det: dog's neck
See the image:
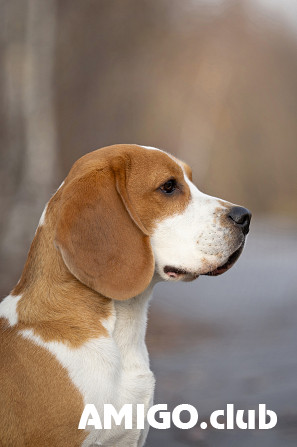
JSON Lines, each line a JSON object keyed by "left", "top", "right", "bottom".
{"left": 11, "top": 203, "right": 155, "bottom": 349}
{"left": 112, "top": 286, "right": 154, "bottom": 368}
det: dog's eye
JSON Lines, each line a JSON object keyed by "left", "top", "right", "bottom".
{"left": 159, "top": 179, "right": 177, "bottom": 194}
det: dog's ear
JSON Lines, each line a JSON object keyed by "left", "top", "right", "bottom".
{"left": 55, "top": 157, "right": 154, "bottom": 300}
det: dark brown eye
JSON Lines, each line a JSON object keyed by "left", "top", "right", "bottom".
{"left": 160, "top": 179, "right": 177, "bottom": 194}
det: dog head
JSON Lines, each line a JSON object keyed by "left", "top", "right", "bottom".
{"left": 54, "top": 144, "right": 251, "bottom": 299}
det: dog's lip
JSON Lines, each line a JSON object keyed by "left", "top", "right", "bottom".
{"left": 163, "top": 266, "right": 199, "bottom": 280}
{"left": 203, "top": 244, "right": 244, "bottom": 277}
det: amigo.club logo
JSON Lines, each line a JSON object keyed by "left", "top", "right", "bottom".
{"left": 78, "top": 403, "right": 277, "bottom": 430}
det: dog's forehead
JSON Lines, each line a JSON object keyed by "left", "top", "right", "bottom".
{"left": 127, "top": 145, "right": 186, "bottom": 180}
{"left": 127, "top": 145, "right": 193, "bottom": 183}
{"left": 67, "top": 144, "right": 188, "bottom": 184}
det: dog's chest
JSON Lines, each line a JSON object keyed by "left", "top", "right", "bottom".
{"left": 79, "top": 294, "right": 154, "bottom": 446}
{"left": 69, "top": 292, "right": 155, "bottom": 446}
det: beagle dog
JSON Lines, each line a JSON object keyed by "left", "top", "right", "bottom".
{"left": 0, "top": 144, "right": 251, "bottom": 447}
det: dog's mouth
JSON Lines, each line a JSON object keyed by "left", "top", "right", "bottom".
{"left": 164, "top": 244, "right": 244, "bottom": 280}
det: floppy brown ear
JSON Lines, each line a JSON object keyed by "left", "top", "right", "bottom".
{"left": 55, "top": 163, "right": 154, "bottom": 300}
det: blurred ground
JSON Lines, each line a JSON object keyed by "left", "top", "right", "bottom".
{"left": 146, "top": 216, "right": 297, "bottom": 446}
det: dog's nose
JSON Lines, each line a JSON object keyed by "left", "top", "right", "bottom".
{"left": 228, "top": 206, "right": 251, "bottom": 235}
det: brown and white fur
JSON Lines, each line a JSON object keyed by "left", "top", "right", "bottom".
{"left": 0, "top": 144, "right": 251, "bottom": 446}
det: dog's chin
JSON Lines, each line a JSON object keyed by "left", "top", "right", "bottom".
{"left": 163, "top": 244, "right": 244, "bottom": 281}
{"left": 202, "top": 244, "right": 244, "bottom": 276}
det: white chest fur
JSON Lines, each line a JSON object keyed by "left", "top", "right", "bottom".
{"left": 21, "top": 287, "right": 155, "bottom": 447}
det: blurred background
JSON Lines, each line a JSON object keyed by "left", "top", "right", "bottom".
{"left": 1, "top": 0, "right": 297, "bottom": 445}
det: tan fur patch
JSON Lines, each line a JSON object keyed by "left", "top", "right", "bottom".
{"left": 14, "top": 223, "right": 112, "bottom": 347}
{"left": 112, "top": 145, "right": 192, "bottom": 231}
{"left": 0, "top": 319, "right": 86, "bottom": 446}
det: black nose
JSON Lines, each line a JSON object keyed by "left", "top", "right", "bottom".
{"left": 228, "top": 206, "right": 251, "bottom": 235}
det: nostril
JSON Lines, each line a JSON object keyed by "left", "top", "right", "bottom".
{"left": 235, "top": 213, "right": 248, "bottom": 225}
{"left": 228, "top": 206, "right": 252, "bottom": 235}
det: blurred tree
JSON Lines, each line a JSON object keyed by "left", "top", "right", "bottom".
{"left": 0, "top": 0, "right": 59, "bottom": 293}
